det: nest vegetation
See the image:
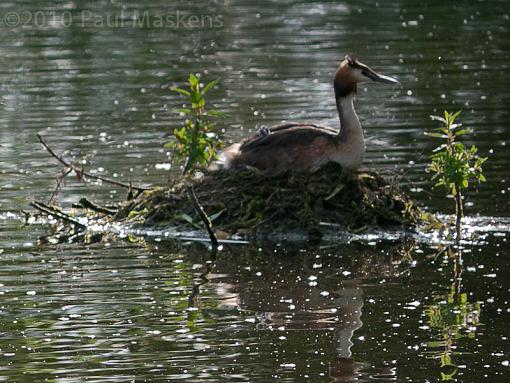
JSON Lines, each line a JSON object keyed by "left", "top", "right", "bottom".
{"left": 115, "top": 163, "right": 426, "bottom": 238}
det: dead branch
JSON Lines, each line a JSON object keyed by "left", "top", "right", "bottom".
{"left": 77, "top": 198, "right": 118, "bottom": 216}
{"left": 48, "top": 167, "right": 73, "bottom": 205}
{"left": 187, "top": 185, "right": 218, "bottom": 250}
{"left": 30, "top": 200, "right": 87, "bottom": 231}
{"left": 36, "top": 133, "right": 151, "bottom": 192}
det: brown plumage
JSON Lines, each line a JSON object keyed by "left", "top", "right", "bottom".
{"left": 217, "top": 55, "right": 400, "bottom": 175}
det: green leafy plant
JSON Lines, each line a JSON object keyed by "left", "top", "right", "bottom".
{"left": 165, "top": 73, "right": 224, "bottom": 175}
{"left": 426, "top": 111, "right": 487, "bottom": 239}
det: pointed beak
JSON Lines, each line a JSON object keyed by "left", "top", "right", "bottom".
{"left": 369, "top": 71, "right": 400, "bottom": 85}
{"left": 373, "top": 72, "right": 400, "bottom": 85}
{"left": 360, "top": 63, "right": 400, "bottom": 85}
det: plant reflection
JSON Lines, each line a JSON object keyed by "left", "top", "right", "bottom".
{"left": 424, "top": 246, "right": 481, "bottom": 381}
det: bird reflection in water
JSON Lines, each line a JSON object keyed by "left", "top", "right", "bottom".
{"left": 184, "top": 242, "right": 411, "bottom": 381}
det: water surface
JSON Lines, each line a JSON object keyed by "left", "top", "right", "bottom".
{"left": 0, "top": 0, "right": 509, "bottom": 381}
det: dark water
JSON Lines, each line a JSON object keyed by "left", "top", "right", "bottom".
{"left": 0, "top": 0, "right": 509, "bottom": 381}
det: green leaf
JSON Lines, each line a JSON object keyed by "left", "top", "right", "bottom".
{"left": 128, "top": 208, "right": 149, "bottom": 219}
{"left": 208, "top": 109, "right": 227, "bottom": 117}
{"left": 455, "top": 128, "right": 472, "bottom": 136}
{"left": 441, "top": 353, "right": 452, "bottom": 367}
{"left": 451, "top": 110, "right": 462, "bottom": 120}
{"left": 181, "top": 213, "right": 200, "bottom": 228}
{"left": 174, "top": 127, "right": 186, "bottom": 140}
{"left": 197, "top": 98, "right": 206, "bottom": 108}
{"left": 173, "top": 87, "right": 190, "bottom": 96}
{"left": 202, "top": 79, "right": 219, "bottom": 94}
{"left": 325, "top": 183, "right": 345, "bottom": 201}
{"left": 190, "top": 91, "right": 201, "bottom": 104}
{"left": 188, "top": 73, "right": 199, "bottom": 87}
{"left": 441, "top": 370, "right": 458, "bottom": 380}
{"left": 430, "top": 115, "right": 446, "bottom": 123}
{"left": 209, "top": 209, "right": 227, "bottom": 222}
{"left": 425, "top": 132, "right": 447, "bottom": 138}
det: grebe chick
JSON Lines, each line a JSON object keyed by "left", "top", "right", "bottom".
{"left": 217, "top": 55, "right": 400, "bottom": 174}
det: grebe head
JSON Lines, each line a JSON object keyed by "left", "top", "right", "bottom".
{"left": 334, "top": 55, "right": 400, "bottom": 97}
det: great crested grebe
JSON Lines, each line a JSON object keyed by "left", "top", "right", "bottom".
{"left": 216, "top": 55, "right": 400, "bottom": 174}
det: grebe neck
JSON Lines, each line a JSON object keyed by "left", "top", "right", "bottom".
{"left": 336, "top": 92, "right": 362, "bottom": 142}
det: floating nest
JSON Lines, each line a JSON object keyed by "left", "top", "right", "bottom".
{"left": 114, "top": 163, "right": 430, "bottom": 238}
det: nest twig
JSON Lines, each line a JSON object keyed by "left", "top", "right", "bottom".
{"left": 30, "top": 200, "right": 87, "bottom": 231}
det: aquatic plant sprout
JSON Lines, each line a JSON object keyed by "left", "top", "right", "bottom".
{"left": 426, "top": 110, "right": 487, "bottom": 239}
{"left": 165, "top": 73, "right": 224, "bottom": 175}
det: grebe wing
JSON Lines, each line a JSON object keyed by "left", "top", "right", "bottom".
{"left": 240, "top": 123, "right": 337, "bottom": 151}
{"left": 269, "top": 122, "right": 337, "bottom": 134}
